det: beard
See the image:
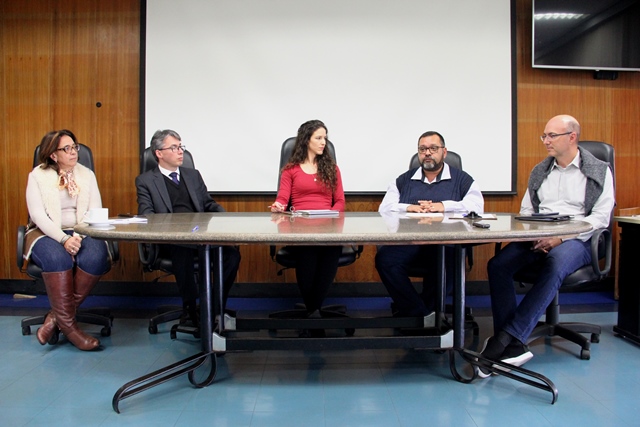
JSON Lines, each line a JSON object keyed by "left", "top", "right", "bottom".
{"left": 421, "top": 157, "right": 443, "bottom": 172}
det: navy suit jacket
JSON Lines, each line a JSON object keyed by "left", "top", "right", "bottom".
{"left": 135, "top": 167, "right": 224, "bottom": 215}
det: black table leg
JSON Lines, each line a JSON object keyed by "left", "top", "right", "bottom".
{"left": 446, "top": 245, "right": 559, "bottom": 404}
{"left": 112, "top": 245, "right": 219, "bottom": 413}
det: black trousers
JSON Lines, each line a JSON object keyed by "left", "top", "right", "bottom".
{"left": 291, "top": 246, "right": 342, "bottom": 313}
{"left": 167, "top": 244, "right": 241, "bottom": 307}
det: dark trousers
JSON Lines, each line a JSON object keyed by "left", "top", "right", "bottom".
{"left": 292, "top": 246, "right": 342, "bottom": 313}
{"left": 375, "top": 245, "right": 454, "bottom": 316}
{"left": 167, "top": 244, "right": 241, "bottom": 307}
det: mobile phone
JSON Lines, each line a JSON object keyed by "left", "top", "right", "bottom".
{"left": 117, "top": 213, "right": 135, "bottom": 218}
{"left": 473, "top": 222, "right": 490, "bottom": 229}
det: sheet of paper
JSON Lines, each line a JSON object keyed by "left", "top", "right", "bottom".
{"left": 296, "top": 210, "right": 340, "bottom": 216}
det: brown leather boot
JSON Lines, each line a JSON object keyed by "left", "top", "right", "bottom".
{"left": 42, "top": 270, "right": 100, "bottom": 351}
{"left": 73, "top": 267, "right": 101, "bottom": 308}
{"left": 35, "top": 311, "right": 58, "bottom": 345}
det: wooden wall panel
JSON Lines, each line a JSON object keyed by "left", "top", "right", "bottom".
{"left": 1, "top": 0, "right": 638, "bottom": 286}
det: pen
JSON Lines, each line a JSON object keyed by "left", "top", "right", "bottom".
{"left": 191, "top": 226, "right": 199, "bottom": 232}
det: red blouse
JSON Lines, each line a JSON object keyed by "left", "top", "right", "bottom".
{"left": 275, "top": 164, "right": 345, "bottom": 211}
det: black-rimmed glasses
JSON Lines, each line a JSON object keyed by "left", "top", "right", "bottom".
{"left": 157, "top": 145, "right": 186, "bottom": 153}
{"left": 56, "top": 144, "right": 80, "bottom": 154}
{"left": 540, "top": 132, "right": 572, "bottom": 142}
{"left": 418, "top": 145, "right": 444, "bottom": 154}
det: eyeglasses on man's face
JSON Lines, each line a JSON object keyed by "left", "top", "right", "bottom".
{"left": 540, "top": 132, "right": 572, "bottom": 142}
{"left": 418, "top": 145, "right": 444, "bottom": 154}
{"left": 56, "top": 144, "right": 80, "bottom": 154}
{"left": 158, "top": 145, "right": 186, "bottom": 153}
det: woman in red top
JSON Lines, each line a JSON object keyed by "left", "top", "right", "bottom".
{"left": 271, "top": 120, "right": 345, "bottom": 334}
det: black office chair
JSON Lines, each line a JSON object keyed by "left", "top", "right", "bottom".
{"left": 137, "top": 146, "right": 205, "bottom": 338}
{"left": 406, "top": 150, "right": 479, "bottom": 335}
{"left": 503, "top": 141, "right": 615, "bottom": 360}
{"left": 17, "top": 143, "right": 117, "bottom": 341}
{"left": 269, "top": 137, "right": 363, "bottom": 321}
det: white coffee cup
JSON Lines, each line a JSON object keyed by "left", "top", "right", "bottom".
{"left": 84, "top": 208, "right": 109, "bottom": 223}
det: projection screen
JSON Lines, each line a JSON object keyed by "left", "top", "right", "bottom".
{"left": 144, "top": 0, "right": 515, "bottom": 194}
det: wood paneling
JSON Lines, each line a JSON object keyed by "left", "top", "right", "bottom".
{"left": 1, "top": 0, "right": 638, "bottom": 286}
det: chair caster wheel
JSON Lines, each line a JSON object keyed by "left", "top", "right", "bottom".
{"left": 591, "top": 333, "right": 600, "bottom": 343}
{"left": 580, "top": 349, "right": 590, "bottom": 360}
{"left": 22, "top": 326, "right": 31, "bottom": 336}
{"left": 149, "top": 324, "right": 158, "bottom": 334}
{"left": 101, "top": 327, "right": 111, "bottom": 337}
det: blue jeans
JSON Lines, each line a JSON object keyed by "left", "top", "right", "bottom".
{"left": 487, "top": 239, "right": 591, "bottom": 343}
{"left": 31, "top": 231, "right": 110, "bottom": 276}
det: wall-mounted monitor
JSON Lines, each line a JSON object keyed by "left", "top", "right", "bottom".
{"left": 532, "top": 0, "right": 640, "bottom": 72}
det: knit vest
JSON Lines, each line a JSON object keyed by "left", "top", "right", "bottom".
{"left": 164, "top": 175, "right": 196, "bottom": 213}
{"left": 396, "top": 166, "right": 474, "bottom": 205}
{"left": 528, "top": 146, "right": 609, "bottom": 215}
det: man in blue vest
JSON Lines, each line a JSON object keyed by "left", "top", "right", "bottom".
{"left": 479, "top": 115, "right": 615, "bottom": 376}
{"left": 376, "top": 131, "right": 484, "bottom": 317}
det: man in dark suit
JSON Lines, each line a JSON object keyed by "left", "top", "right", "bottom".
{"left": 135, "top": 129, "right": 241, "bottom": 326}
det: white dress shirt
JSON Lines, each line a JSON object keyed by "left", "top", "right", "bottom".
{"left": 158, "top": 165, "right": 180, "bottom": 181}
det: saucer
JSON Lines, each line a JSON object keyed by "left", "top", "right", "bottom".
{"left": 88, "top": 224, "right": 115, "bottom": 230}
{"left": 85, "top": 219, "right": 114, "bottom": 226}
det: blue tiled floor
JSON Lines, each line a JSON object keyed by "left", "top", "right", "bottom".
{"left": 0, "top": 306, "right": 638, "bottom": 426}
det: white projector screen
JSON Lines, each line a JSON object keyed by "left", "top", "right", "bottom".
{"left": 144, "top": 0, "right": 515, "bottom": 194}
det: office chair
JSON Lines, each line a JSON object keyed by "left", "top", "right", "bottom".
{"left": 501, "top": 141, "right": 615, "bottom": 360}
{"left": 405, "top": 150, "right": 479, "bottom": 335}
{"left": 17, "top": 143, "right": 117, "bottom": 341}
{"left": 269, "top": 137, "right": 363, "bottom": 323}
{"left": 138, "top": 146, "right": 206, "bottom": 339}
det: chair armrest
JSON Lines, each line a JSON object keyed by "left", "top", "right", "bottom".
{"left": 352, "top": 245, "right": 364, "bottom": 259}
{"left": 589, "top": 228, "right": 612, "bottom": 278}
{"left": 17, "top": 225, "right": 26, "bottom": 270}
{"left": 109, "top": 241, "right": 120, "bottom": 263}
{"left": 138, "top": 242, "right": 159, "bottom": 269}
{"left": 494, "top": 242, "right": 503, "bottom": 256}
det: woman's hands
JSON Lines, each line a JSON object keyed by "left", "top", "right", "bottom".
{"left": 269, "top": 201, "right": 286, "bottom": 213}
{"left": 63, "top": 235, "right": 83, "bottom": 256}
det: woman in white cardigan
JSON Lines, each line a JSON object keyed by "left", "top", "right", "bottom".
{"left": 24, "top": 130, "right": 110, "bottom": 351}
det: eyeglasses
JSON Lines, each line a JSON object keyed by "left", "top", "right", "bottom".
{"left": 540, "top": 132, "right": 572, "bottom": 142}
{"left": 157, "top": 145, "right": 186, "bottom": 153}
{"left": 418, "top": 145, "right": 444, "bottom": 154}
{"left": 56, "top": 144, "right": 80, "bottom": 154}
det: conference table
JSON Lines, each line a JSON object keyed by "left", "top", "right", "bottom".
{"left": 75, "top": 212, "right": 592, "bottom": 413}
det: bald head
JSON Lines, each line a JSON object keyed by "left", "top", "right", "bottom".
{"left": 542, "top": 114, "right": 581, "bottom": 167}
{"left": 548, "top": 115, "right": 581, "bottom": 140}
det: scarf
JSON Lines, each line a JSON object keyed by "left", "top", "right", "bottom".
{"left": 58, "top": 168, "right": 80, "bottom": 198}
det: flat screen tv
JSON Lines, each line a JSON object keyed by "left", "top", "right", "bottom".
{"left": 532, "top": 0, "right": 640, "bottom": 72}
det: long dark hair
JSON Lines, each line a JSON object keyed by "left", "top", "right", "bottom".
{"left": 38, "top": 129, "right": 79, "bottom": 173}
{"left": 284, "top": 120, "right": 338, "bottom": 190}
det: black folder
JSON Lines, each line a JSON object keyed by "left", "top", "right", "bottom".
{"left": 514, "top": 214, "right": 573, "bottom": 222}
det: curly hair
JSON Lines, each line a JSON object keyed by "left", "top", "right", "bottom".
{"left": 284, "top": 120, "right": 338, "bottom": 191}
{"left": 38, "top": 129, "right": 79, "bottom": 173}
